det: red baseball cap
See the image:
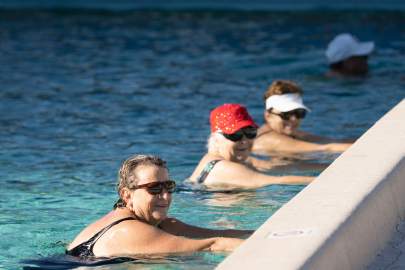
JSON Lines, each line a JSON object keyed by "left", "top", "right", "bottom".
{"left": 210, "top": 104, "right": 258, "bottom": 134}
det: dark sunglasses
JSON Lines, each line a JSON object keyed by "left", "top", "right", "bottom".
{"left": 269, "top": 109, "right": 307, "bottom": 120}
{"left": 221, "top": 127, "right": 257, "bottom": 142}
{"left": 131, "top": 180, "right": 176, "bottom": 195}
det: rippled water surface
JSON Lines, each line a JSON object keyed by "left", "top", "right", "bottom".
{"left": 0, "top": 8, "right": 404, "bottom": 270}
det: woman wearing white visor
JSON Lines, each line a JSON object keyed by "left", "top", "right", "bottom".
{"left": 253, "top": 80, "right": 353, "bottom": 154}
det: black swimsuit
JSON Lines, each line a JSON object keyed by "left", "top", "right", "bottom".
{"left": 196, "top": 160, "right": 221, "bottom": 183}
{"left": 66, "top": 217, "right": 136, "bottom": 258}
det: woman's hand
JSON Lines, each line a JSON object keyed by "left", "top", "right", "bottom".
{"left": 323, "top": 143, "right": 352, "bottom": 152}
{"left": 210, "top": 237, "right": 244, "bottom": 252}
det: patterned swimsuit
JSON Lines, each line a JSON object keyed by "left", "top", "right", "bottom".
{"left": 196, "top": 160, "right": 222, "bottom": 183}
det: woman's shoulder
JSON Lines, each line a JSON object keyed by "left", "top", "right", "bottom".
{"left": 92, "top": 216, "right": 162, "bottom": 256}
{"left": 253, "top": 130, "right": 306, "bottom": 154}
{"left": 189, "top": 154, "right": 224, "bottom": 182}
{"left": 253, "top": 128, "right": 285, "bottom": 149}
{"left": 68, "top": 211, "right": 117, "bottom": 250}
{"left": 202, "top": 159, "right": 253, "bottom": 186}
{"left": 256, "top": 125, "right": 292, "bottom": 143}
{"left": 95, "top": 215, "right": 158, "bottom": 244}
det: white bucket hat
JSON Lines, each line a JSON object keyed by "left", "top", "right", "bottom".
{"left": 265, "top": 93, "right": 310, "bottom": 112}
{"left": 326, "top": 33, "right": 374, "bottom": 64}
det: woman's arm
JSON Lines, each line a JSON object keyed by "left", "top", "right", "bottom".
{"left": 159, "top": 218, "right": 253, "bottom": 239}
{"left": 94, "top": 221, "right": 243, "bottom": 257}
{"left": 204, "top": 160, "right": 314, "bottom": 189}
{"left": 293, "top": 130, "right": 356, "bottom": 144}
{"left": 253, "top": 131, "right": 352, "bottom": 154}
{"left": 248, "top": 157, "right": 329, "bottom": 173}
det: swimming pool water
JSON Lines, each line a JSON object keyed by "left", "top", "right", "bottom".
{"left": 0, "top": 8, "right": 404, "bottom": 270}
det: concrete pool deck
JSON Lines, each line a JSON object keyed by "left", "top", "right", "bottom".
{"left": 217, "top": 99, "right": 405, "bottom": 270}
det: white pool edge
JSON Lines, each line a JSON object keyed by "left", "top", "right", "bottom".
{"left": 217, "top": 98, "right": 405, "bottom": 270}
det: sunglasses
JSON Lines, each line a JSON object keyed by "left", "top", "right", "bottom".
{"left": 131, "top": 180, "right": 176, "bottom": 195}
{"left": 269, "top": 109, "right": 307, "bottom": 120}
{"left": 221, "top": 127, "right": 257, "bottom": 142}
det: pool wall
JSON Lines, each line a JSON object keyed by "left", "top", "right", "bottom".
{"left": 217, "top": 99, "right": 405, "bottom": 270}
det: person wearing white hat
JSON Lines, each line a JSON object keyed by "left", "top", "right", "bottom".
{"left": 253, "top": 80, "right": 353, "bottom": 154}
{"left": 326, "top": 33, "right": 374, "bottom": 76}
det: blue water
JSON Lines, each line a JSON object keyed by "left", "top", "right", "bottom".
{"left": 0, "top": 8, "right": 404, "bottom": 270}
{"left": 1, "top": 1, "right": 405, "bottom": 10}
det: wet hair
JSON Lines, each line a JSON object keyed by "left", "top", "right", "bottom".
{"left": 113, "top": 154, "right": 168, "bottom": 209}
{"left": 263, "top": 80, "right": 303, "bottom": 102}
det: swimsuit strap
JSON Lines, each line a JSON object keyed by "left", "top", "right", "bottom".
{"left": 196, "top": 159, "right": 222, "bottom": 184}
{"left": 67, "top": 216, "right": 136, "bottom": 257}
{"left": 87, "top": 217, "right": 137, "bottom": 250}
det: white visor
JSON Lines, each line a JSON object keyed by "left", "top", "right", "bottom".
{"left": 265, "top": 93, "right": 310, "bottom": 112}
{"left": 326, "top": 33, "right": 375, "bottom": 64}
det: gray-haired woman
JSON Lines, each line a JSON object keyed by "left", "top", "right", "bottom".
{"left": 66, "top": 154, "right": 250, "bottom": 258}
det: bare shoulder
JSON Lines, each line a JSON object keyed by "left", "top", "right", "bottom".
{"left": 103, "top": 218, "right": 156, "bottom": 238}
{"left": 68, "top": 213, "right": 112, "bottom": 250}
{"left": 253, "top": 131, "right": 288, "bottom": 153}
{"left": 208, "top": 159, "right": 245, "bottom": 172}
{"left": 68, "top": 210, "right": 135, "bottom": 250}
{"left": 259, "top": 131, "right": 309, "bottom": 146}
{"left": 92, "top": 218, "right": 162, "bottom": 256}
{"left": 95, "top": 219, "right": 160, "bottom": 247}
{"left": 257, "top": 130, "right": 288, "bottom": 143}
{"left": 189, "top": 154, "right": 222, "bottom": 182}
{"left": 204, "top": 159, "right": 255, "bottom": 186}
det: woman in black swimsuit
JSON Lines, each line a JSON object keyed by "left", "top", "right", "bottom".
{"left": 188, "top": 103, "right": 314, "bottom": 188}
{"left": 67, "top": 154, "right": 251, "bottom": 258}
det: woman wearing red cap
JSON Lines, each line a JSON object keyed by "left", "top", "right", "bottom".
{"left": 188, "top": 103, "right": 314, "bottom": 188}
{"left": 253, "top": 80, "right": 353, "bottom": 155}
